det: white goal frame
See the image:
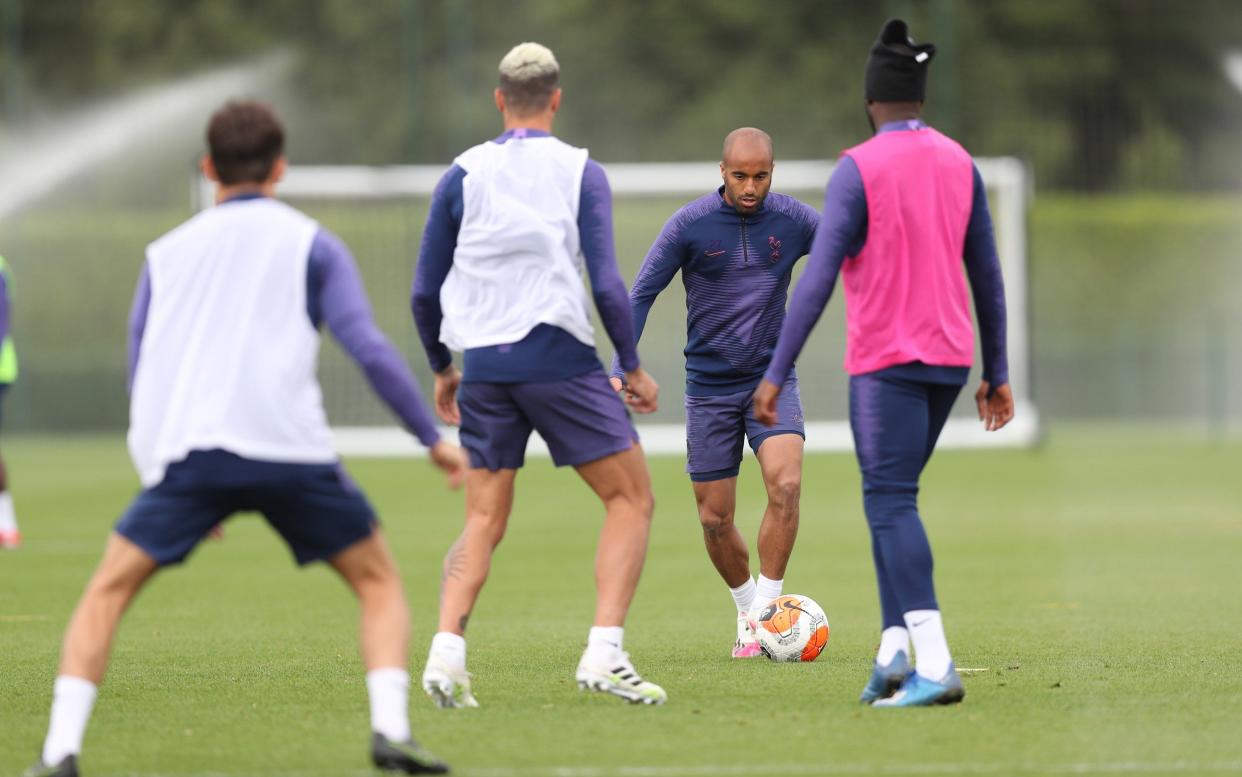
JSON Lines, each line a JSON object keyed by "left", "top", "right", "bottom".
{"left": 197, "top": 159, "right": 1038, "bottom": 457}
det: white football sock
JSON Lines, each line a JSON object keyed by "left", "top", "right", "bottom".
{"left": 754, "top": 574, "right": 783, "bottom": 610}
{"left": 904, "top": 609, "right": 952, "bottom": 681}
{"left": 729, "top": 577, "right": 756, "bottom": 613}
{"left": 585, "top": 626, "right": 624, "bottom": 664}
{"left": 42, "top": 676, "right": 98, "bottom": 765}
{"left": 876, "top": 626, "right": 910, "bottom": 665}
{"left": 0, "top": 491, "right": 17, "bottom": 533}
{"left": 428, "top": 631, "right": 466, "bottom": 670}
{"left": 365, "top": 668, "right": 410, "bottom": 742}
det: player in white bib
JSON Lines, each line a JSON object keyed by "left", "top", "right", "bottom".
{"left": 24, "top": 102, "right": 463, "bottom": 777}
{"left": 412, "top": 43, "right": 666, "bottom": 707}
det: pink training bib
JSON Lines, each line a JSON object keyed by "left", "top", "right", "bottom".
{"left": 840, "top": 126, "right": 975, "bottom": 376}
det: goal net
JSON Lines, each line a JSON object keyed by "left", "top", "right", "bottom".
{"left": 196, "top": 159, "right": 1038, "bottom": 457}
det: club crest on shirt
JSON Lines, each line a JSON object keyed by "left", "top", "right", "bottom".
{"left": 768, "top": 236, "right": 782, "bottom": 262}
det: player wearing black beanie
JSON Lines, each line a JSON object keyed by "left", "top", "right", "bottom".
{"left": 865, "top": 19, "right": 937, "bottom": 103}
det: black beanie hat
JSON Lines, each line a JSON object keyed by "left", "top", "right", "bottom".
{"left": 865, "top": 19, "right": 936, "bottom": 102}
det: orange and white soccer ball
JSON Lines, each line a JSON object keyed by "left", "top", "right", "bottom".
{"left": 754, "top": 594, "right": 830, "bottom": 662}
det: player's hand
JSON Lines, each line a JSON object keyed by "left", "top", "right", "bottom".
{"left": 752, "top": 379, "right": 782, "bottom": 427}
{"left": 429, "top": 441, "right": 468, "bottom": 490}
{"left": 434, "top": 365, "right": 462, "bottom": 426}
{"left": 975, "top": 381, "right": 1014, "bottom": 431}
{"left": 208, "top": 524, "right": 225, "bottom": 541}
{"left": 621, "top": 367, "right": 659, "bottom": 414}
{"left": 609, "top": 376, "right": 624, "bottom": 393}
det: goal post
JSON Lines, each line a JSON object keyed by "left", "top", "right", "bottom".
{"left": 196, "top": 159, "right": 1038, "bottom": 457}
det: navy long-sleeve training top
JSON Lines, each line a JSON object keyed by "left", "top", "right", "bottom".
{"left": 614, "top": 188, "right": 819, "bottom": 396}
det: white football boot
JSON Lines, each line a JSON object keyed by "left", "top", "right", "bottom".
{"left": 732, "top": 610, "right": 762, "bottom": 658}
{"left": 576, "top": 649, "right": 667, "bottom": 705}
{"left": 421, "top": 652, "right": 479, "bottom": 709}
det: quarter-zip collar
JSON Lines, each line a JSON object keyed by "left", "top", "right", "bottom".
{"left": 714, "top": 186, "right": 763, "bottom": 266}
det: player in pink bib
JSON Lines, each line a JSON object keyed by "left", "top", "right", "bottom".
{"left": 755, "top": 19, "right": 1015, "bottom": 707}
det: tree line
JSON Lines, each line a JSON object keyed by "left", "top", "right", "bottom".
{"left": 4, "top": 0, "right": 1242, "bottom": 191}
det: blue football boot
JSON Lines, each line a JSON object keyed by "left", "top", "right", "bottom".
{"left": 859, "top": 650, "right": 912, "bottom": 704}
{"left": 871, "top": 664, "right": 965, "bottom": 707}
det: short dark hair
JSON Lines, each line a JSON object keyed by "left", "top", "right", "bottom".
{"left": 207, "top": 100, "right": 284, "bottom": 185}
{"left": 499, "top": 71, "right": 558, "bottom": 116}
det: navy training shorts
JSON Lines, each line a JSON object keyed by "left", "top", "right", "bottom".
{"left": 457, "top": 369, "right": 638, "bottom": 471}
{"left": 684, "top": 375, "right": 805, "bottom": 482}
{"left": 115, "top": 448, "right": 376, "bottom": 567}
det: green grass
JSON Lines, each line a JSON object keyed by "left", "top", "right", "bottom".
{"left": 2, "top": 429, "right": 1241, "bottom": 776}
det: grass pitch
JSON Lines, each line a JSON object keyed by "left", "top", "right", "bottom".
{"left": 2, "top": 428, "right": 1241, "bottom": 776}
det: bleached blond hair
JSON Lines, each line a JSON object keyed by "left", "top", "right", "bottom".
{"left": 499, "top": 42, "right": 560, "bottom": 81}
{"left": 498, "top": 42, "right": 560, "bottom": 115}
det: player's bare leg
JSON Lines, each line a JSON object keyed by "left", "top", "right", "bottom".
{"left": 26, "top": 533, "right": 158, "bottom": 776}
{"left": 733, "top": 434, "right": 806, "bottom": 659}
{"left": 692, "top": 476, "right": 766, "bottom": 657}
{"left": 330, "top": 530, "right": 410, "bottom": 671}
{"left": 754, "top": 434, "right": 803, "bottom": 581}
{"left": 332, "top": 530, "right": 448, "bottom": 774}
{"left": 572, "top": 443, "right": 666, "bottom": 704}
{"left": 692, "top": 477, "right": 750, "bottom": 587}
{"left": 423, "top": 467, "right": 515, "bottom": 708}
{"left": 437, "top": 468, "right": 516, "bottom": 635}
{"left": 59, "top": 533, "right": 159, "bottom": 683}
{"left": 575, "top": 443, "right": 654, "bottom": 627}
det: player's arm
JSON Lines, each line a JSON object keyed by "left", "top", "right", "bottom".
{"left": 411, "top": 165, "right": 466, "bottom": 425}
{"left": 963, "top": 163, "right": 1013, "bottom": 431}
{"left": 754, "top": 157, "right": 867, "bottom": 426}
{"left": 578, "top": 160, "right": 657, "bottom": 413}
{"left": 312, "top": 229, "right": 465, "bottom": 487}
{"left": 605, "top": 197, "right": 688, "bottom": 394}
{"left": 126, "top": 262, "right": 151, "bottom": 394}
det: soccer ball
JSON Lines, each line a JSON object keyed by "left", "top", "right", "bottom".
{"left": 754, "top": 594, "right": 830, "bottom": 662}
